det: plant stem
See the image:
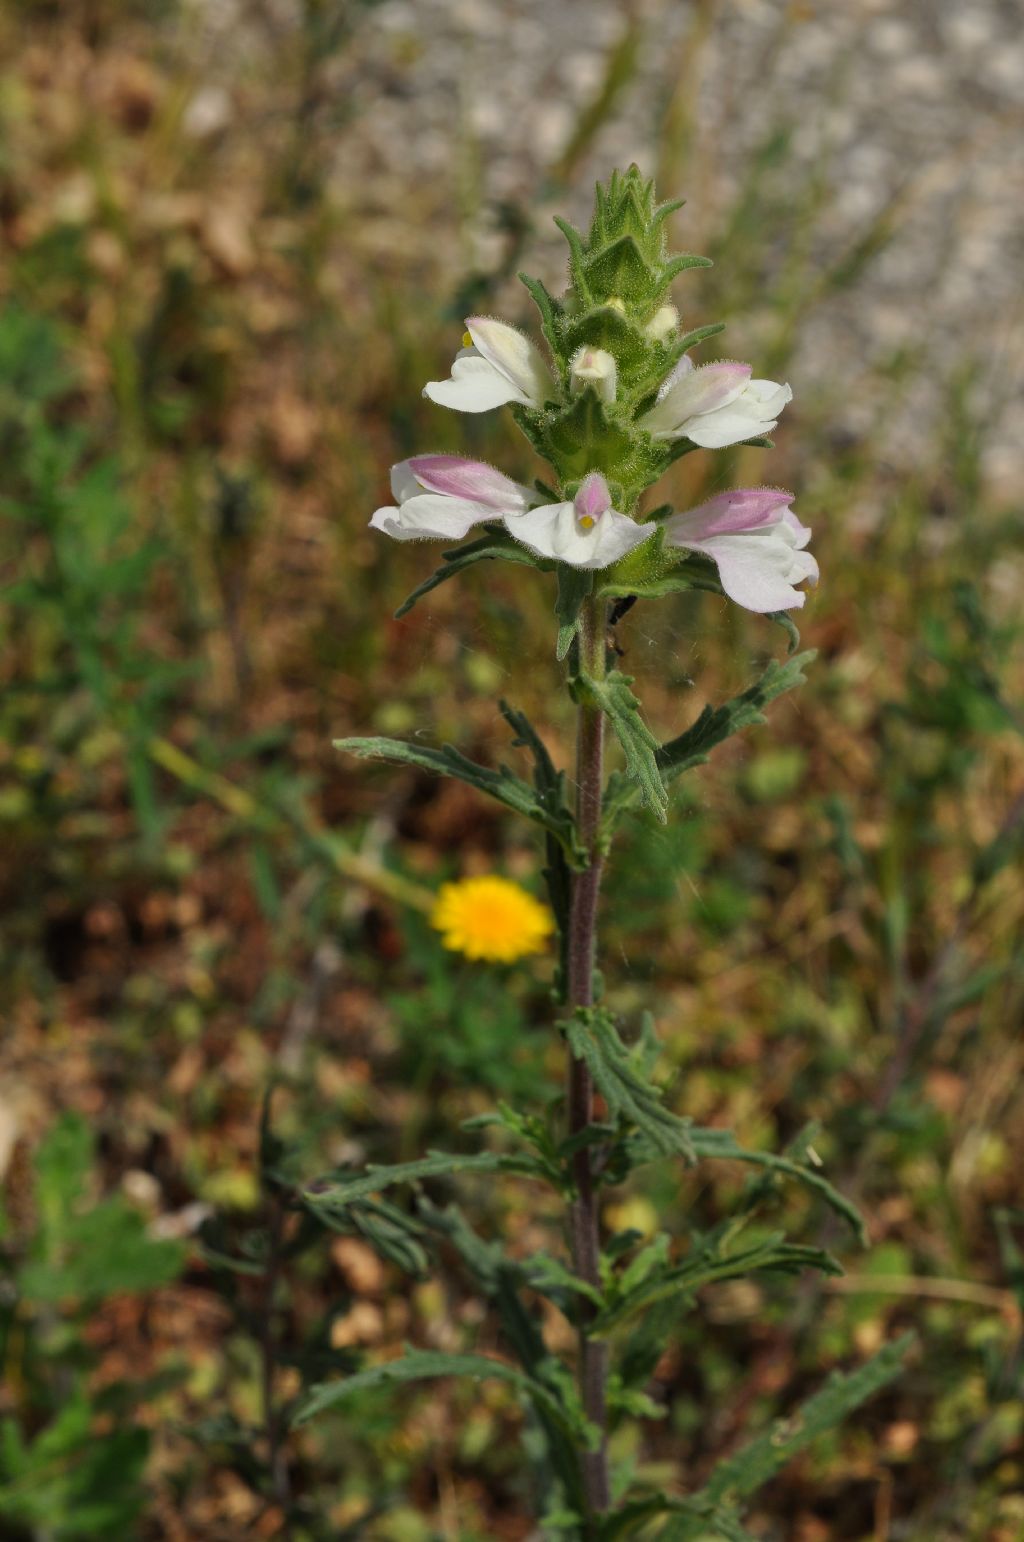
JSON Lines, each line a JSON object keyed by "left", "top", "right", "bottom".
{"left": 566, "top": 595, "right": 611, "bottom": 1521}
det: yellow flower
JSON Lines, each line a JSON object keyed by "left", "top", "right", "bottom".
{"left": 430, "top": 876, "right": 554, "bottom": 964}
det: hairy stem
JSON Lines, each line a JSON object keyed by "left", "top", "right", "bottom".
{"left": 566, "top": 595, "right": 611, "bottom": 1522}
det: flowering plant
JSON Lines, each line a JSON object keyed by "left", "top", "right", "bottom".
{"left": 300, "top": 169, "right": 909, "bottom": 1537}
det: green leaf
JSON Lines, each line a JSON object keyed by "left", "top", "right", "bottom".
{"left": 292, "top": 1348, "right": 599, "bottom": 1447}
{"left": 518, "top": 271, "right": 564, "bottom": 361}
{"left": 416, "top": 1199, "right": 587, "bottom": 1509}
{"left": 573, "top": 669, "right": 667, "bottom": 822}
{"left": 498, "top": 700, "right": 576, "bottom": 984}
{"left": 555, "top": 564, "right": 594, "bottom": 660}
{"left": 563, "top": 1009, "right": 694, "bottom": 1161}
{"left": 553, "top": 216, "right": 593, "bottom": 304}
{"left": 599, "top": 1497, "right": 755, "bottom": 1542}
{"left": 462, "top": 1097, "right": 564, "bottom": 1187}
{"left": 393, "top": 528, "right": 546, "bottom": 618}
{"left": 333, "top": 734, "right": 585, "bottom": 866}
{"left": 682, "top": 1333, "right": 915, "bottom": 1515}
{"left": 603, "top": 652, "right": 816, "bottom": 830}
{"left": 304, "top": 1149, "right": 542, "bottom": 1212}
{"left": 685, "top": 1127, "right": 865, "bottom": 1242}
{"left": 659, "top": 251, "right": 714, "bottom": 283}
{"left": 593, "top": 1233, "right": 841, "bottom": 1335}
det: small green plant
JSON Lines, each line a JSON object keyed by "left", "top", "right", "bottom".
{"left": 0, "top": 1115, "right": 185, "bottom": 1539}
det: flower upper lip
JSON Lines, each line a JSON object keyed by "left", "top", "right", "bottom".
{"left": 423, "top": 316, "right": 554, "bottom": 414}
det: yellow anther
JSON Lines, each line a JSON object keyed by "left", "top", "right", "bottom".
{"left": 462, "top": 330, "right": 474, "bottom": 348}
{"left": 579, "top": 516, "right": 595, "bottom": 530}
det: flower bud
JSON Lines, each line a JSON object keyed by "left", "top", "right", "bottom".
{"left": 569, "top": 346, "right": 617, "bottom": 404}
{"left": 644, "top": 304, "right": 679, "bottom": 342}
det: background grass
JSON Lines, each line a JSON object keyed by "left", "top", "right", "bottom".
{"left": 1, "top": 1, "right": 1023, "bottom": 1538}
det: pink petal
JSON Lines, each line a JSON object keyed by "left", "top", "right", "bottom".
{"left": 574, "top": 472, "right": 612, "bottom": 521}
{"left": 408, "top": 454, "right": 530, "bottom": 513}
{"left": 670, "top": 487, "right": 795, "bottom": 539}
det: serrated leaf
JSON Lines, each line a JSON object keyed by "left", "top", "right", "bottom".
{"left": 393, "top": 528, "right": 546, "bottom": 618}
{"left": 462, "top": 1098, "right": 563, "bottom": 1185}
{"left": 563, "top": 1009, "right": 694, "bottom": 1160}
{"left": 681, "top": 1333, "right": 915, "bottom": 1517}
{"left": 304, "top": 1149, "right": 542, "bottom": 1212}
{"left": 573, "top": 669, "right": 667, "bottom": 821}
{"left": 603, "top": 652, "right": 816, "bottom": 830}
{"left": 594, "top": 1234, "right": 841, "bottom": 1336}
{"left": 685, "top": 1127, "right": 865, "bottom": 1242}
{"left": 292, "top": 1348, "right": 598, "bottom": 1447}
{"left": 333, "top": 734, "right": 585, "bottom": 865}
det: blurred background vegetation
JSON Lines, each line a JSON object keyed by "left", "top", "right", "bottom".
{"left": 1, "top": 0, "right": 1023, "bottom": 1537}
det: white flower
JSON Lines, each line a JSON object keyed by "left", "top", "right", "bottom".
{"left": 370, "top": 459, "right": 654, "bottom": 572}
{"left": 505, "top": 472, "right": 656, "bottom": 570}
{"left": 423, "top": 316, "right": 553, "bottom": 414}
{"left": 569, "top": 346, "right": 617, "bottom": 403}
{"left": 640, "top": 357, "right": 792, "bottom": 447}
{"left": 663, "top": 487, "right": 817, "bottom": 612}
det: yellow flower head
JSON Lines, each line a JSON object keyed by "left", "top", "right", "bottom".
{"left": 430, "top": 876, "right": 554, "bottom": 964}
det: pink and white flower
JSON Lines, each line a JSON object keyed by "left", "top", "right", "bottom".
{"left": 504, "top": 471, "right": 655, "bottom": 570}
{"left": 640, "top": 357, "right": 791, "bottom": 448}
{"left": 423, "top": 317, "right": 553, "bottom": 414}
{"left": 371, "top": 459, "right": 654, "bottom": 571}
{"left": 370, "top": 455, "right": 535, "bottom": 542}
{"left": 663, "top": 488, "right": 817, "bottom": 612}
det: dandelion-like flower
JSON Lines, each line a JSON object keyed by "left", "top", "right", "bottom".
{"left": 430, "top": 876, "right": 554, "bottom": 964}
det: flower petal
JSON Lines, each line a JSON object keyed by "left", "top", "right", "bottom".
{"left": 423, "top": 351, "right": 526, "bottom": 412}
{"left": 390, "top": 459, "right": 423, "bottom": 504}
{"left": 668, "top": 488, "right": 795, "bottom": 539}
{"left": 370, "top": 494, "right": 497, "bottom": 542}
{"left": 465, "top": 316, "right": 552, "bottom": 407}
{"left": 407, "top": 454, "right": 533, "bottom": 512}
{"left": 504, "top": 500, "right": 655, "bottom": 570}
{"left": 683, "top": 379, "right": 792, "bottom": 448}
{"left": 699, "top": 534, "right": 809, "bottom": 610}
{"left": 574, "top": 471, "right": 612, "bottom": 521}
{"left": 642, "top": 360, "right": 751, "bottom": 438}
{"left": 663, "top": 488, "right": 814, "bottom": 612}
